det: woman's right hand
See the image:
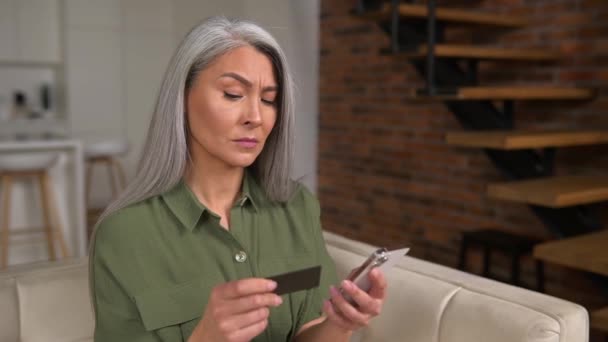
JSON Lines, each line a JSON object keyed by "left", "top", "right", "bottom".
{"left": 188, "top": 278, "right": 283, "bottom": 342}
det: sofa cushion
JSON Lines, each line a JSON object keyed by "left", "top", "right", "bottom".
{"left": 17, "top": 261, "right": 94, "bottom": 342}
{"left": 0, "top": 277, "right": 19, "bottom": 342}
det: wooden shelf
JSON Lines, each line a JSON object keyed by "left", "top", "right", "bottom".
{"left": 591, "top": 307, "right": 608, "bottom": 333}
{"left": 412, "top": 87, "right": 595, "bottom": 101}
{"left": 446, "top": 130, "right": 608, "bottom": 150}
{"left": 534, "top": 230, "right": 608, "bottom": 277}
{"left": 359, "top": 3, "right": 527, "bottom": 28}
{"left": 402, "top": 44, "right": 558, "bottom": 61}
{"left": 488, "top": 175, "right": 608, "bottom": 208}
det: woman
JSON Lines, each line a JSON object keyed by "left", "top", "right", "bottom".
{"left": 90, "top": 17, "right": 386, "bottom": 342}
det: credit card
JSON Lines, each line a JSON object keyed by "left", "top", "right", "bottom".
{"left": 267, "top": 265, "right": 322, "bottom": 295}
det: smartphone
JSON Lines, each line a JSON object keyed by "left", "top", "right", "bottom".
{"left": 340, "top": 247, "right": 410, "bottom": 304}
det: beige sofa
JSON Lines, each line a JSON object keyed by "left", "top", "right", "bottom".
{"left": 0, "top": 231, "right": 588, "bottom": 342}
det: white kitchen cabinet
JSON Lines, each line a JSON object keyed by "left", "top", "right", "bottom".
{"left": 0, "top": 0, "right": 60, "bottom": 63}
{"left": 124, "top": 0, "right": 173, "bottom": 33}
{"left": 17, "top": 0, "right": 61, "bottom": 63}
{"left": 0, "top": 0, "right": 19, "bottom": 61}
{"left": 64, "top": 0, "right": 122, "bottom": 30}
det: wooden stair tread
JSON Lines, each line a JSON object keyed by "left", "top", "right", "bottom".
{"left": 591, "top": 306, "right": 608, "bottom": 333}
{"left": 403, "top": 44, "right": 559, "bottom": 61}
{"left": 487, "top": 175, "right": 608, "bottom": 208}
{"left": 360, "top": 3, "right": 527, "bottom": 28}
{"left": 412, "top": 86, "right": 595, "bottom": 101}
{"left": 533, "top": 230, "right": 608, "bottom": 277}
{"left": 446, "top": 130, "right": 608, "bottom": 150}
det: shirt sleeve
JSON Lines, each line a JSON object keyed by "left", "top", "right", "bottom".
{"left": 90, "top": 217, "right": 183, "bottom": 342}
{"left": 293, "top": 188, "right": 339, "bottom": 335}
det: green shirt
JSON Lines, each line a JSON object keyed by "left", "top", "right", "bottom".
{"left": 90, "top": 172, "right": 338, "bottom": 342}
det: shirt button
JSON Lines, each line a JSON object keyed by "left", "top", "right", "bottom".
{"left": 235, "top": 251, "right": 247, "bottom": 263}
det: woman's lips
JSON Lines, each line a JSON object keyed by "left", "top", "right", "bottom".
{"left": 234, "top": 138, "right": 258, "bottom": 148}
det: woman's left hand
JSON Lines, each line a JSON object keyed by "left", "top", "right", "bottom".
{"left": 322, "top": 267, "right": 387, "bottom": 332}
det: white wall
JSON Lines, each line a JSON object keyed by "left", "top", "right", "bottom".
{"left": 286, "top": 0, "right": 321, "bottom": 191}
{"left": 172, "top": 0, "right": 243, "bottom": 41}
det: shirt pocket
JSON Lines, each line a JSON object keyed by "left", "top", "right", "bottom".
{"left": 133, "top": 278, "right": 212, "bottom": 332}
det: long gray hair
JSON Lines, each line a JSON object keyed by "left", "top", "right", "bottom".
{"left": 97, "top": 16, "right": 295, "bottom": 224}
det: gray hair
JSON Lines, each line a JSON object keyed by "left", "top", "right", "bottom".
{"left": 97, "top": 16, "right": 295, "bottom": 224}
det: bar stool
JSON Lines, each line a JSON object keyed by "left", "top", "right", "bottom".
{"left": 84, "top": 139, "right": 129, "bottom": 203}
{"left": 0, "top": 153, "right": 70, "bottom": 269}
{"left": 458, "top": 229, "right": 545, "bottom": 292}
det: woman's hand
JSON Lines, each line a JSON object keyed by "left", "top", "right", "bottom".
{"left": 188, "top": 278, "right": 282, "bottom": 342}
{"left": 322, "top": 268, "right": 387, "bottom": 332}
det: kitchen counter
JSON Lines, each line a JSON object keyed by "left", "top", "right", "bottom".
{"left": 0, "top": 139, "right": 79, "bottom": 151}
{"left": 0, "top": 139, "right": 86, "bottom": 266}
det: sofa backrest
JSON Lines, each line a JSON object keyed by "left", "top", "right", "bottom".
{"left": 323, "top": 231, "right": 589, "bottom": 342}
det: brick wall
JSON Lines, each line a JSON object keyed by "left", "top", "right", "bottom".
{"left": 318, "top": 0, "right": 608, "bottom": 333}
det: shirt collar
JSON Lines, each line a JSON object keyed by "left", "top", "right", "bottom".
{"left": 162, "top": 180, "right": 206, "bottom": 232}
{"left": 162, "top": 171, "right": 260, "bottom": 232}
{"left": 240, "top": 169, "right": 259, "bottom": 212}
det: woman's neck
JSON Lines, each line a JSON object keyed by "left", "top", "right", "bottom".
{"left": 185, "top": 154, "right": 244, "bottom": 228}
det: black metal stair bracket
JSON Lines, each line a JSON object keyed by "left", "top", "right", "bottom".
{"left": 424, "top": 0, "right": 437, "bottom": 95}
{"left": 353, "top": 0, "right": 602, "bottom": 238}
{"left": 355, "top": 0, "right": 384, "bottom": 13}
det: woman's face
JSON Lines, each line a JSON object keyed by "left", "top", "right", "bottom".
{"left": 186, "top": 45, "right": 278, "bottom": 169}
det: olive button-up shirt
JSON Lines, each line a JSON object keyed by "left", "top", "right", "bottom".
{"left": 90, "top": 174, "right": 338, "bottom": 342}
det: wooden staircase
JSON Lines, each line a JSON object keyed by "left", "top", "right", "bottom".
{"left": 488, "top": 175, "right": 608, "bottom": 208}
{"left": 355, "top": 0, "right": 606, "bottom": 333}
{"left": 360, "top": 3, "right": 527, "bottom": 27}
{"left": 412, "top": 86, "right": 594, "bottom": 101}
{"left": 592, "top": 307, "right": 608, "bottom": 333}
{"left": 402, "top": 44, "right": 559, "bottom": 61}
{"left": 446, "top": 130, "right": 608, "bottom": 150}
{"left": 354, "top": 0, "right": 604, "bottom": 224}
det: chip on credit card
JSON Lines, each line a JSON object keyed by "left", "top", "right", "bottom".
{"left": 267, "top": 265, "right": 322, "bottom": 295}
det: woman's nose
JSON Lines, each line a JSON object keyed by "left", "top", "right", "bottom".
{"left": 244, "top": 99, "right": 263, "bottom": 126}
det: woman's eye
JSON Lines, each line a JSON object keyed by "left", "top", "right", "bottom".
{"left": 224, "top": 92, "right": 242, "bottom": 100}
{"left": 262, "top": 98, "right": 277, "bottom": 106}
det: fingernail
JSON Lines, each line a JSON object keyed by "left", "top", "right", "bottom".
{"left": 330, "top": 285, "right": 338, "bottom": 296}
{"left": 268, "top": 281, "right": 277, "bottom": 291}
{"left": 341, "top": 280, "right": 351, "bottom": 290}
{"left": 275, "top": 296, "right": 283, "bottom": 305}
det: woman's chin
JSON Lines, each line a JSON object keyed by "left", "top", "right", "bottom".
{"left": 224, "top": 155, "right": 259, "bottom": 168}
